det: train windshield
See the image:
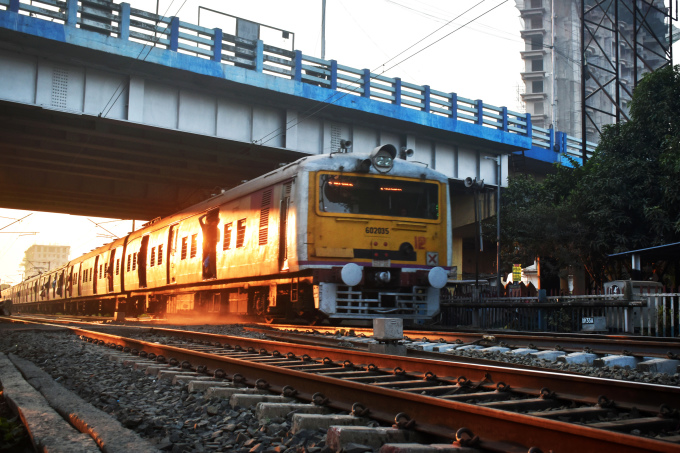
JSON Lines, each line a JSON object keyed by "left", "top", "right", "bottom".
{"left": 319, "top": 174, "right": 439, "bottom": 219}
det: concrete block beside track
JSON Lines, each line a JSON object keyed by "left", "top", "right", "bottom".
{"left": 257, "top": 402, "right": 332, "bottom": 421}
{"left": 480, "top": 346, "right": 510, "bottom": 354}
{"left": 593, "top": 355, "right": 640, "bottom": 368}
{"left": 156, "top": 369, "right": 197, "bottom": 381}
{"left": 557, "top": 352, "right": 598, "bottom": 365}
{"left": 0, "top": 353, "right": 100, "bottom": 453}
{"left": 529, "top": 350, "right": 566, "bottom": 361}
{"left": 455, "top": 345, "right": 484, "bottom": 351}
{"left": 327, "top": 426, "right": 424, "bottom": 451}
{"left": 206, "top": 387, "right": 270, "bottom": 399}
{"left": 143, "top": 364, "right": 173, "bottom": 376}
{"left": 188, "top": 381, "right": 233, "bottom": 392}
{"left": 291, "top": 414, "right": 366, "bottom": 433}
{"left": 230, "top": 394, "right": 294, "bottom": 408}
{"left": 507, "top": 348, "right": 538, "bottom": 355}
{"left": 636, "top": 358, "right": 680, "bottom": 374}
{"left": 5, "top": 353, "right": 160, "bottom": 453}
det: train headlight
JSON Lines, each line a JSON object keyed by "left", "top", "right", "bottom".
{"left": 341, "top": 263, "right": 363, "bottom": 287}
{"left": 370, "top": 144, "right": 397, "bottom": 173}
{"left": 428, "top": 267, "right": 448, "bottom": 289}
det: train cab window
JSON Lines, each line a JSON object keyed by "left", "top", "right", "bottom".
{"left": 236, "top": 219, "right": 246, "bottom": 248}
{"left": 181, "top": 237, "right": 188, "bottom": 260}
{"left": 150, "top": 247, "right": 156, "bottom": 267}
{"left": 190, "top": 234, "right": 198, "bottom": 258}
{"left": 319, "top": 174, "right": 439, "bottom": 220}
{"left": 158, "top": 244, "right": 163, "bottom": 265}
{"left": 223, "top": 222, "right": 233, "bottom": 251}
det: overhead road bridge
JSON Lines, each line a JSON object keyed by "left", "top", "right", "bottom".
{"left": 0, "top": 0, "right": 596, "bottom": 220}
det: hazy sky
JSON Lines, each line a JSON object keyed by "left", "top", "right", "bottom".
{"left": 0, "top": 0, "right": 677, "bottom": 284}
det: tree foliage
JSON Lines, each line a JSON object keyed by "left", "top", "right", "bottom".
{"left": 497, "top": 64, "right": 680, "bottom": 287}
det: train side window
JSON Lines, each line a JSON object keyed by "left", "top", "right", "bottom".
{"left": 223, "top": 222, "right": 233, "bottom": 251}
{"left": 133, "top": 253, "right": 137, "bottom": 271}
{"left": 150, "top": 247, "right": 156, "bottom": 267}
{"left": 158, "top": 244, "right": 163, "bottom": 265}
{"left": 190, "top": 234, "right": 198, "bottom": 258}
{"left": 236, "top": 219, "right": 246, "bottom": 248}
{"left": 116, "top": 258, "right": 120, "bottom": 275}
{"left": 127, "top": 255, "right": 131, "bottom": 272}
{"left": 181, "top": 237, "right": 188, "bottom": 260}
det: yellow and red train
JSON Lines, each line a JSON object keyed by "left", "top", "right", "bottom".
{"left": 2, "top": 145, "right": 452, "bottom": 324}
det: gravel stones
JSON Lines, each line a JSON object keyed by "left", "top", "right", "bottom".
{"left": 443, "top": 345, "right": 680, "bottom": 386}
{"left": 0, "top": 328, "right": 329, "bottom": 452}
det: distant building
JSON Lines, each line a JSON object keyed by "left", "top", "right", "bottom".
{"left": 515, "top": 0, "right": 676, "bottom": 142}
{"left": 21, "top": 244, "right": 71, "bottom": 278}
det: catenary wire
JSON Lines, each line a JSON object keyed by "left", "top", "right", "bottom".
{"left": 255, "top": 0, "right": 494, "bottom": 146}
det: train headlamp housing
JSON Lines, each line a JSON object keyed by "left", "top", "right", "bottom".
{"left": 370, "top": 144, "right": 397, "bottom": 173}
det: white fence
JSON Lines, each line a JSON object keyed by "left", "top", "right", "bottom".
{"left": 440, "top": 293, "right": 680, "bottom": 337}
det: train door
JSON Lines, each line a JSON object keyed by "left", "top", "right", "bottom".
{"left": 57, "top": 270, "right": 64, "bottom": 296}
{"left": 108, "top": 250, "right": 116, "bottom": 292}
{"left": 77, "top": 263, "right": 82, "bottom": 296}
{"left": 67, "top": 267, "right": 73, "bottom": 297}
{"left": 167, "top": 224, "right": 179, "bottom": 284}
{"left": 93, "top": 256, "right": 99, "bottom": 294}
{"left": 138, "top": 235, "right": 149, "bottom": 288}
{"left": 278, "top": 181, "right": 293, "bottom": 271}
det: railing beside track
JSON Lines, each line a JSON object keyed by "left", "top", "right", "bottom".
{"left": 440, "top": 293, "right": 680, "bottom": 337}
{"left": 0, "top": 0, "right": 596, "bottom": 158}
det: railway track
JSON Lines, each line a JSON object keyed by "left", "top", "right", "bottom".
{"left": 3, "top": 317, "right": 679, "bottom": 452}
{"left": 253, "top": 323, "right": 680, "bottom": 374}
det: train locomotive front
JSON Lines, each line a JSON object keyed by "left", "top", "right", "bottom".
{"left": 293, "top": 144, "right": 452, "bottom": 323}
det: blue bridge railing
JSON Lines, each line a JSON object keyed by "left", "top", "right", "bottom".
{"left": 1, "top": 0, "right": 597, "bottom": 159}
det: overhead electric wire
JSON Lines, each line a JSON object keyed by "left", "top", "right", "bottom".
{"left": 256, "top": 0, "right": 499, "bottom": 147}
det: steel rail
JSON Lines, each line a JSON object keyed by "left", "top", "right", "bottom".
{"left": 60, "top": 325, "right": 679, "bottom": 453}
{"left": 4, "top": 318, "right": 679, "bottom": 451}
{"left": 257, "top": 324, "right": 680, "bottom": 358}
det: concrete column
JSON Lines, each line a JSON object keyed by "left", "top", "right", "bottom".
{"left": 285, "top": 110, "right": 298, "bottom": 150}
{"left": 169, "top": 17, "right": 179, "bottom": 52}
{"left": 127, "top": 76, "right": 144, "bottom": 122}
{"left": 476, "top": 99, "right": 484, "bottom": 125}
{"left": 212, "top": 28, "right": 223, "bottom": 62}
{"left": 330, "top": 60, "right": 337, "bottom": 90}
{"left": 423, "top": 85, "right": 430, "bottom": 113}
{"left": 255, "top": 40, "right": 263, "bottom": 72}
{"left": 393, "top": 78, "right": 401, "bottom": 105}
{"left": 450, "top": 92, "right": 458, "bottom": 120}
{"left": 119, "top": 3, "right": 130, "bottom": 40}
{"left": 362, "top": 69, "right": 370, "bottom": 98}
{"left": 294, "top": 51, "right": 302, "bottom": 81}
{"left": 66, "top": 0, "right": 78, "bottom": 26}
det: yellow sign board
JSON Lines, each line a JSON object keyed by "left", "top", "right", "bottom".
{"left": 512, "top": 264, "right": 522, "bottom": 282}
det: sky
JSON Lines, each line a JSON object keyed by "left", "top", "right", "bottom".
{"left": 0, "top": 0, "right": 678, "bottom": 285}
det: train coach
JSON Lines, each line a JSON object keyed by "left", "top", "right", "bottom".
{"left": 4, "top": 144, "right": 453, "bottom": 324}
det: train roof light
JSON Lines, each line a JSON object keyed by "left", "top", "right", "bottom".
{"left": 370, "top": 144, "right": 397, "bottom": 173}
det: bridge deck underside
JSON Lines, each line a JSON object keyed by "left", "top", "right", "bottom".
{"left": 0, "top": 101, "right": 304, "bottom": 220}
